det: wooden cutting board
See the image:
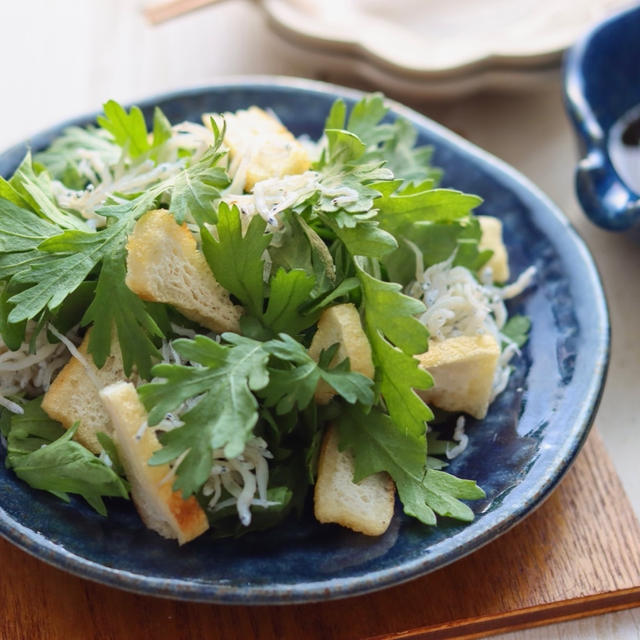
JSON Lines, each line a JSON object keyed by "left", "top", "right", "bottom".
{"left": 2, "top": 429, "right": 640, "bottom": 640}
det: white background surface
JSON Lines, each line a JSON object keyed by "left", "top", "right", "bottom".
{"left": 1, "top": 1, "right": 640, "bottom": 638}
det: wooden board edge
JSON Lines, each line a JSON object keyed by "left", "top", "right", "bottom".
{"left": 368, "top": 587, "right": 640, "bottom": 640}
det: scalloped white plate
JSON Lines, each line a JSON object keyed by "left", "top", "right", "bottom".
{"left": 262, "top": 0, "right": 632, "bottom": 96}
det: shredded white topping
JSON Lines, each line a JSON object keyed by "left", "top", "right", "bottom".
{"left": 0, "top": 323, "right": 75, "bottom": 414}
{"left": 134, "top": 420, "right": 149, "bottom": 442}
{"left": 159, "top": 448, "right": 190, "bottom": 487}
{"left": 160, "top": 340, "right": 184, "bottom": 367}
{"left": 47, "top": 323, "right": 102, "bottom": 390}
{"left": 98, "top": 450, "right": 113, "bottom": 467}
{"left": 296, "top": 133, "right": 323, "bottom": 163}
{"left": 408, "top": 251, "right": 535, "bottom": 399}
{"left": 165, "top": 121, "right": 214, "bottom": 163}
{"left": 169, "top": 323, "right": 198, "bottom": 339}
{"left": 223, "top": 166, "right": 368, "bottom": 228}
{"left": 247, "top": 171, "right": 320, "bottom": 225}
{"left": 446, "top": 416, "right": 469, "bottom": 459}
{"left": 0, "top": 395, "right": 25, "bottom": 414}
{"left": 227, "top": 154, "right": 250, "bottom": 195}
{"left": 53, "top": 156, "right": 184, "bottom": 224}
{"left": 51, "top": 120, "right": 215, "bottom": 225}
{"left": 201, "top": 437, "right": 276, "bottom": 526}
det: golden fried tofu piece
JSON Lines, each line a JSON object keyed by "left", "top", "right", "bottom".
{"left": 314, "top": 425, "right": 395, "bottom": 536}
{"left": 205, "top": 106, "right": 311, "bottom": 191}
{"left": 417, "top": 334, "right": 500, "bottom": 419}
{"left": 99, "top": 382, "right": 209, "bottom": 545}
{"left": 41, "top": 330, "right": 130, "bottom": 454}
{"left": 125, "top": 209, "right": 242, "bottom": 333}
{"left": 308, "top": 303, "right": 375, "bottom": 404}
{"left": 478, "top": 215, "right": 510, "bottom": 283}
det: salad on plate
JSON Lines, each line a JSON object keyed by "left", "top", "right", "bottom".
{"left": 0, "top": 94, "right": 533, "bottom": 544}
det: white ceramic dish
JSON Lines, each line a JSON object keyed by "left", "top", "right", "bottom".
{"left": 262, "top": 0, "right": 632, "bottom": 97}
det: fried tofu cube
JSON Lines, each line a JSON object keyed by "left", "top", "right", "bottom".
{"left": 41, "top": 330, "right": 131, "bottom": 454}
{"left": 205, "top": 106, "right": 311, "bottom": 191}
{"left": 417, "top": 334, "right": 500, "bottom": 419}
{"left": 99, "top": 381, "right": 209, "bottom": 545}
{"left": 314, "top": 425, "right": 395, "bottom": 536}
{"left": 478, "top": 215, "right": 510, "bottom": 283}
{"left": 308, "top": 303, "right": 375, "bottom": 404}
{"left": 125, "top": 209, "right": 242, "bottom": 334}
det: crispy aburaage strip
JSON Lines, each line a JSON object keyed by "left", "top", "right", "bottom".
{"left": 416, "top": 334, "right": 500, "bottom": 420}
{"left": 310, "top": 303, "right": 395, "bottom": 536}
{"left": 203, "top": 106, "right": 311, "bottom": 191}
{"left": 99, "top": 381, "right": 209, "bottom": 544}
{"left": 308, "top": 303, "right": 375, "bottom": 405}
{"left": 315, "top": 425, "right": 395, "bottom": 536}
{"left": 477, "top": 215, "right": 509, "bottom": 283}
{"left": 126, "top": 209, "right": 242, "bottom": 333}
{"left": 41, "top": 329, "right": 133, "bottom": 454}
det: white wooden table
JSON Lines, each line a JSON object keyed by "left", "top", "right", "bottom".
{"left": 2, "top": 1, "right": 640, "bottom": 637}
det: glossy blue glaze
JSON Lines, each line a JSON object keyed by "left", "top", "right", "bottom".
{"left": 564, "top": 4, "right": 640, "bottom": 230}
{"left": 0, "top": 78, "right": 609, "bottom": 603}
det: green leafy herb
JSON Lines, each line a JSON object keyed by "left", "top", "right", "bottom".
{"left": 377, "top": 118, "right": 443, "bottom": 187}
{"left": 82, "top": 249, "right": 162, "bottom": 378}
{"left": 3, "top": 399, "right": 66, "bottom": 457}
{"left": 374, "top": 180, "right": 482, "bottom": 234}
{"left": 138, "top": 332, "right": 373, "bottom": 497}
{"left": 0, "top": 283, "right": 26, "bottom": 351}
{"left": 97, "top": 100, "right": 152, "bottom": 159}
{"left": 384, "top": 217, "right": 492, "bottom": 285}
{"left": 502, "top": 314, "right": 531, "bottom": 348}
{"left": 341, "top": 94, "right": 392, "bottom": 146}
{"left": 0, "top": 175, "right": 31, "bottom": 209}
{"left": 0, "top": 197, "right": 60, "bottom": 253}
{"left": 151, "top": 107, "right": 173, "bottom": 153}
{"left": 203, "top": 203, "right": 319, "bottom": 336}
{"left": 310, "top": 102, "right": 403, "bottom": 261}
{"left": 268, "top": 211, "right": 336, "bottom": 297}
{"left": 139, "top": 334, "right": 271, "bottom": 496}
{"left": 371, "top": 181, "right": 489, "bottom": 285}
{"left": 34, "top": 126, "right": 120, "bottom": 189}
{"left": 202, "top": 202, "right": 270, "bottom": 317}
{"left": 331, "top": 222, "right": 398, "bottom": 260}
{"left": 8, "top": 153, "right": 87, "bottom": 230}
{"left": 206, "top": 486, "right": 293, "bottom": 539}
{"left": 259, "top": 333, "right": 374, "bottom": 414}
{"left": 4, "top": 400, "right": 129, "bottom": 515}
{"left": 168, "top": 145, "right": 229, "bottom": 225}
{"left": 323, "top": 93, "right": 442, "bottom": 186}
{"left": 96, "top": 432, "right": 127, "bottom": 478}
{"left": 337, "top": 405, "right": 484, "bottom": 525}
{"left": 356, "top": 264, "right": 433, "bottom": 439}
{"left": 3, "top": 209, "right": 161, "bottom": 377}
{"left": 262, "top": 269, "right": 316, "bottom": 335}
{"left": 315, "top": 130, "right": 391, "bottom": 220}
{"left": 302, "top": 276, "right": 360, "bottom": 315}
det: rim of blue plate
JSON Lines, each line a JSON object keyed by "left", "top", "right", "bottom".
{"left": 563, "top": 4, "right": 640, "bottom": 231}
{"left": 0, "top": 76, "right": 610, "bottom": 604}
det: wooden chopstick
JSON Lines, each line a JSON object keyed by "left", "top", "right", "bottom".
{"left": 144, "top": 0, "right": 226, "bottom": 25}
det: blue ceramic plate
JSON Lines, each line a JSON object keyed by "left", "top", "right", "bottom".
{"left": 0, "top": 78, "right": 609, "bottom": 604}
{"left": 564, "top": 4, "right": 640, "bottom": 230}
